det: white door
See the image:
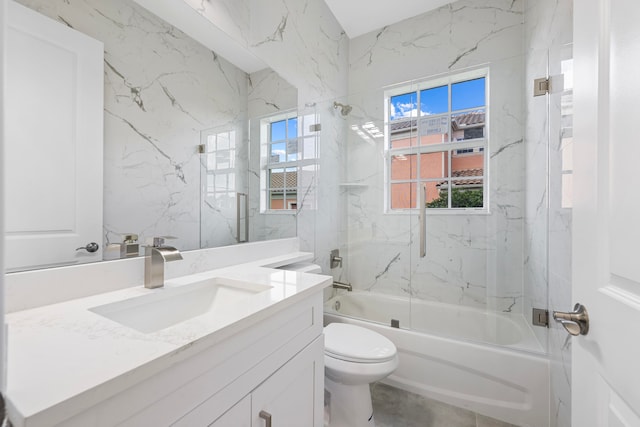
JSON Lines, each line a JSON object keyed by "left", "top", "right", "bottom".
{"left": 572, "top": 0, "right": 640, "bottom": 425}
{"left": 5, "top": 1, "right": 103, "bottom": 271}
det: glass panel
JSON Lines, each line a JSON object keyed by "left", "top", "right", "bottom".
{"left": 420, "top": 85, "right": 448, "bottom": 115}
{"left": 419, "top": 152, "right": 448, "bottom": 179}
{"left": 299, "top": 164, "right": 316, "bottom": 209}
{"left": 425, "top": 181, "right": 447, "bottom": 207}
{"left": 390, "top": 120, "right": 418, "bottom": 148}
{"left": 288, "top": 117, "right": 298, "bottom": 138}
{"left": 451, "top": 179, "right": 484, "bottom": 208}
{"left": 418, "top": 115, "right": 449, "bottom": 145}
{"left": 302, "top": 137, "right": 316, "bottom": 160}
{"left": 391, "top": 154, "right": 416, "bottom": 180}
{"left": 287, "top": 140, "right": 300, "bottom": 161}
{"left": 451, "top": 146, "right": 484, "bottom": 178}
{"left": 217, "top": 132, "right": 230, "bottom": 150}
{"left": 216, "top": 151, "right": 231, "bottom": 169}
{"left": 269, "top": 190, "right": 285, "bottom": 210}
{"left": 284, "top": 167, "right": 298, "bottom": 188}
{"left": 269, "top": 169, "right": 284, "bottom": 189}
{"left": 390, "top": 182, "right": 416, "bottom": 209}
{"left": 451, "top": 77, "right": 485, "bottom": 111}
{"left": 451, "top": 109, "right": 485, "bottom": 141}
{"left": 270, "top": 142, "right": 286, "bottom": 163}
{"left": 390, "top": 92, "right": 417, "bottom": 120}
{"left": 270, "top": 120, "right": 286, "bottom": 141}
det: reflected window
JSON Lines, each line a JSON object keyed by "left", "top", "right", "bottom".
{"left": 261, "top": 111, "right": 318, "bottom": 212}
{"left": 203, "top": 130, "right": 237, "bottom": 207}
{"left": 385, "top": 70, "right": 488, "bottom": 211}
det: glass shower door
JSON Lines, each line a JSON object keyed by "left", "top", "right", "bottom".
{"left": 337, "top": 85, "right": 414, "bottom": 327}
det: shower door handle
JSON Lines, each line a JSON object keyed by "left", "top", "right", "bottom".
{"left": 553, "top": 303, "right": 589, "bottom": 336}
{"left": 236, "top": 192, "right": 249, "bottom": 243}
{"left": 419, "top": 183, "right": 426, "bottom": 258}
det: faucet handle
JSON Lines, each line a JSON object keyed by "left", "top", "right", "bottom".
{"left": 152, "top": 236, "right": 178, "bottom": 247}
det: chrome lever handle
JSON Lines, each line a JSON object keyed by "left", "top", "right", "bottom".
{"left": 259, "top": 410, "right": 272, "bottom": 427}
{"left": 553, "top": 303, "right": 589, "bottom": 336}
{"left": 76, "top": 242, "right": 99, "bottom": 253}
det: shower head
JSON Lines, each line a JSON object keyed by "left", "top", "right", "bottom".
{"left": 333, "top": 101, "right": 352, "bottom": 116}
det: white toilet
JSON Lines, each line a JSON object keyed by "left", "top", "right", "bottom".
{"left": 324, "top": 323, "right": 398, "bottom": 427}
{"left": 278, "top": 262, "right": 399, "bottom": 426}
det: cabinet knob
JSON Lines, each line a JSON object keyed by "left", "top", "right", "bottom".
{"left": 259, "top": 410, "right": 272, "bottom": 427}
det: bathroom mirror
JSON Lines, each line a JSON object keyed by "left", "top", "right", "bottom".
{"left": 6, "top": 0, "right": 298, "bottom": 272}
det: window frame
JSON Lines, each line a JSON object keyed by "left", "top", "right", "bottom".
{"left": 383, "top": 68, "right": 490, "bottom": 214}
{"left": 259, "top": 110, "right": 317, "bottom": 214}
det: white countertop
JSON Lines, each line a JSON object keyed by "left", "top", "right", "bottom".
{"left": 5, "top": 253, "right": 332, "bottom": 427}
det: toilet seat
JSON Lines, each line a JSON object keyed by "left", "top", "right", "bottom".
{"left": 324, "top": 323, "right": 396, "bottom": 363}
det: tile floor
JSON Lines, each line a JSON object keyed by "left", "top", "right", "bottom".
{"left": 371, "top": 383, "right": 518, "bottom": 427}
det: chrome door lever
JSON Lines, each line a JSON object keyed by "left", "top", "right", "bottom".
{"left": 76, "top": 242, "right": 99, "bottom": 253}
{"left": 553, "top": 303, "right": 589, "bottom": 336}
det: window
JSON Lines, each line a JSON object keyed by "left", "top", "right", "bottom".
{"left": 385, "top": 69, "right": 488, "bottom": 211}
{"left": 260, "top": 111, "right": 317, "bottom": 212}
{"left": 203, "top": 129, "right": 237, "bottom": 205}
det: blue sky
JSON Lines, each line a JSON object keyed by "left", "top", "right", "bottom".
{"left": 270, "top": 118, "right": 299, "bottom": 162}
{"left": 390, "top": 77, "right": 485, "bottom": 120}
{"left": 270, "top": 118, "right": 298, "bottom": 142}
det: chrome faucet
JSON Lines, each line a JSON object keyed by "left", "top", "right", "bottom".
{"left": 144, "top": 237, "right": 183, "bottom": 289}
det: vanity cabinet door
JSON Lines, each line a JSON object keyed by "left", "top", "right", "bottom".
{"left": 251, "top": 336, "right": 324, "bottom": 427}
{"left": 209, "top": 395, "right": 250, "bottom": 427}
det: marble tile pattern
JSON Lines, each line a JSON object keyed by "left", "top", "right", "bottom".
{"left": 524, "top": 1, "right": 574, "bottom": 426}
{"left": 186, "top": 0, "right": 350, "bottom": 274}
{"left": 16, "top": 0, "right": 250, "bottom": 252}
{"left": 344, "top": 0, "right": 526, "bottom": 312}
{"left": 245, "top": 0, "right": 349, "bottom": 273}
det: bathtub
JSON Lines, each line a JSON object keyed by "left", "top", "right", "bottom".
{"left": 324, "top": 292, "right": 550, "bottom": 427}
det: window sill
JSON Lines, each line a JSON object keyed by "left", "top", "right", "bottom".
{"left": 384, "top": 208, "right": 490, "bottom": 216}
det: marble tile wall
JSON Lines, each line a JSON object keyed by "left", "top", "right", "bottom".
{"left": 246, "top": 0, "right": 349, "bottom": 273}
{"left": 524, "top": 1, "right": 574, "bottom": 426}
{"left": 345, "top": 0, "right": 526, "bottom": 313}
{"left": 16, "top": 0, "right": 249, "bottom": 253}
{"left": 187, "top": 0, "right": 349, "bottom": 273}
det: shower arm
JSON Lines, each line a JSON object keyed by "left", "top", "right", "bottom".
{"left": 419, "top": 183, "right": 426, "bottom": 258}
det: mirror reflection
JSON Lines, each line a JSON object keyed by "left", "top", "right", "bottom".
{"left": 6, "top": 0, "right": 299, "bottom": 272}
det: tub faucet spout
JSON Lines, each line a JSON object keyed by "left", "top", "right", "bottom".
{"left": 332, "top": 281, "right": 352, "bottom": 291}
{"left": 144, "top": 236, "right": 183, "bottom": 289}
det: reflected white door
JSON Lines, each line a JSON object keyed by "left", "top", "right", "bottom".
{"left": 5, "top": 1, "right": 103, "bottom": 271}
{"left": 572, "top": 0, "right": 640, "bottom": 424}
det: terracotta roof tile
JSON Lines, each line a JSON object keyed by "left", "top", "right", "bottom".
{"left": 270, "top": 171, "right": 298, "bottom": 189}
{"left": 390, "top": 111, "right": 485, "bottom": 133}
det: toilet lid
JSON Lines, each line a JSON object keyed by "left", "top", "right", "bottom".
{"left": 324, "top": 323, "right": 397, "bottom": 363}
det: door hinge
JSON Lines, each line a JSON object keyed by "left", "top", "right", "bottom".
{"left": 532, "top": 308, "right": 549, "bottom": 328}
{"left": 197, "top": 144, "right": 206, "bottom": 154}
{"left": 309, "top": 123, "right": 321, "bottom": 132}
{"left": 533, "top": 77, "right": 550, "bottom": 96}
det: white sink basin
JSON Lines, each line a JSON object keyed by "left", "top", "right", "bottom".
{"left": 89, "top": 278, "right": 272, "bottom": 333}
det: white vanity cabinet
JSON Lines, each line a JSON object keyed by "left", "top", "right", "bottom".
{"left": 50, "top": 292, "right": 325, "bottom": 427}
{"left": 209, "top": 336, "right": 323, "bottom": 427}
